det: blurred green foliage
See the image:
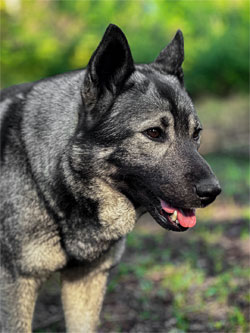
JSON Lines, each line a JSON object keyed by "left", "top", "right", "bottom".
{"left": 1, "top": 0, "right": 249, "bottom": 95}
{"left": 206, "top": 153, "right": 250, "bottom": 204}
{"left": 1, "top": 2, "right": 249, "bottom": 331}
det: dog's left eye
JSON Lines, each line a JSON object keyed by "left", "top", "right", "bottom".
{"left": 145, "top": 127, "right": 163, "bottom": 140}
{"left": 192, "top": 128, "right": 202, "bottom": 141}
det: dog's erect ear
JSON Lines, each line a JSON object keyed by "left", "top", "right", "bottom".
{"left": 154, "top": 30, "right": 184, "bottom": 83}
{"left": 82, "top": 24, "right": 134, "bottom": 112}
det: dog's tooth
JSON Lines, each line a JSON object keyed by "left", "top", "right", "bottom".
{"left": 171, "top": 210, "right": 178, "bottom": 222}
{"left": 176, "top": 219, "right": 179, "bottom": 225}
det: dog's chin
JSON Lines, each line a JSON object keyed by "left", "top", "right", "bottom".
{"left": 148, "top": 204, "right": 189, "bottom": 232}
{"left": 125, "top": 192, "right": 198, "bottom": 232}
{"left": 118, "top": 179, "right": 206, "bottom": 232}
{"left": 139, "top": 190, "right": 218, "bottom": 232}
{"left": 141, "top": 196, "right": 201, "bottom": 232}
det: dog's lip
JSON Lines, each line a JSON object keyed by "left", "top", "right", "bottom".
{"left": 160, "top": 208, "right": 188, "bottom": 231}
{"left": 146, "top": 200, "right": 187, "bottom": 232}
{"left": 146, "top": 197, "right": 196, "bottom": 232}
{"left": 151, "top": 205, "right": 188, "bottom": 232}
{"left": 158, "top": 197, "right": 197, "bottom": 211}
{"left": 160, "top": 199, "right": 196, "bottom": 228}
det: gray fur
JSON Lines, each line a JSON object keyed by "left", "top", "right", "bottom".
{"left": 0, "top": 24, "right": 220, "bottom": 332}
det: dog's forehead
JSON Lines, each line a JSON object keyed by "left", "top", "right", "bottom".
{"left": 139, "top": 69, "right": 196, "bottom": 117}
{"left": 115, "top": 69, "right": 199, "bottom": 126}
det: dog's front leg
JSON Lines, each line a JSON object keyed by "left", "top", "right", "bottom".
{"left": 0, "top": 273, "right": 43, "bottom": 333}
{"left": 61, "top": 238, "right": 125, "bottom": 333}
{"left": 61, "top": 264, "right": 109, "bottom": 333}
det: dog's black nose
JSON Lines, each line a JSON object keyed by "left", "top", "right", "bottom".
{"left": 195, "top": 179, "right": 221, "bottom": 199}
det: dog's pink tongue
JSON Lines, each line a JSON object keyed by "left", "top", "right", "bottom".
{"left": 177, "top": 209, "right": 196, "bottom": 228}
{"left": 160, "top": 200, "right": 196, "bottom": 228}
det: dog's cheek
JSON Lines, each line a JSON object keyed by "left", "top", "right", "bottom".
{"left": 95, "top": 179, "right": 136, "bottom": 238}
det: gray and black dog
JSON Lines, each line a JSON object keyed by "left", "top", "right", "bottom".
{"left": 0, "top": 24, "right": 221, "bottom": 332}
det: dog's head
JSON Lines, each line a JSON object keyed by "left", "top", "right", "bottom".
{"left": 75, "top": 24, "right": 221, "bottom": 232}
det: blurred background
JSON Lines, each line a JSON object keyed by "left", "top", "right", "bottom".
{"left": 1, "top": 0, "right": 249, "bottom": 332}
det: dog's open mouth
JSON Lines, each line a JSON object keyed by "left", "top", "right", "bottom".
{"left": 152, "top": 198, "right": 196, "bottom": 232}
{"left": 160, "top": 199, "right": 196, "bottom": 228}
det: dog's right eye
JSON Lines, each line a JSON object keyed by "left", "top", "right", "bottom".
{"left": 144, "top": 127, "right": 163, "bottom": 140}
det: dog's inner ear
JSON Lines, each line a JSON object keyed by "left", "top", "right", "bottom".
{"left": 154, "top": 30, "right": 184, "bottom": 83}
{"left": 82, "top": 24, "right": 134, "bottom": 113}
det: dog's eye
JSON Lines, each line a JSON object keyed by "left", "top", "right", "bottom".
{"left": 193, "top": 128, "right": 201, "bottom": 141}
{"left": 145, "top": 127, "right": 163, "bottom": 140}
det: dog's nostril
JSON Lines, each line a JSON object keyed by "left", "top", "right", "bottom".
{"left": 195, "top": 182, "right": 221, "bottom": 198}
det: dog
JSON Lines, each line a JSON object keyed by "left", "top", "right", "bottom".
{"left": 0, "top": 24, "right": 221, "bottom": 332}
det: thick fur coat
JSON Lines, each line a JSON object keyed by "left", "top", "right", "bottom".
{"left": 0, "top": 24, "right": 221, "bottom": 332}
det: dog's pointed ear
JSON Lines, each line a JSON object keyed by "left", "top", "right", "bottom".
{"left": 154, "top": 30, "right": 184, "bottom": 83}
{"left": 82, "top": 24, "right": 134, "bottom": 112}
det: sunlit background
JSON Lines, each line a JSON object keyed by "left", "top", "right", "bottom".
{"left": 1, "top": 0, "right": 249, "bottom": 332}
